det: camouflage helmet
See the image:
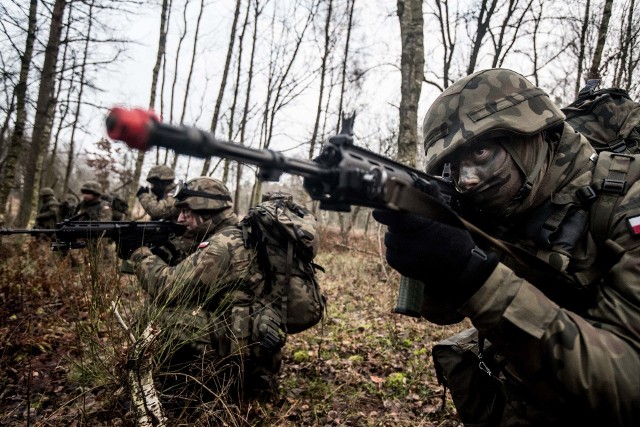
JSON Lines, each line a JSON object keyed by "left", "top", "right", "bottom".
{"left": 423, "top": 68, "right": 565, "bottom": 174}
{"left": 147, "top": 164, "right": 175, "bottom": 182}
{"left": 39, "top": 187, "right": 55, "bottom": 197}
{"left": 174, "top": 177, "right": 233, "bottom": 211}
{"left": 80, "top": 180, "right": 102, "bottom": 196}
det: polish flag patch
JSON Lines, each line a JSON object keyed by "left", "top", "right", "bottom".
{"left": 627, "top": 215, "right": 640, "bottom": 236}
{"left": 198, "top": 241, "right": 210, "bottom": 250}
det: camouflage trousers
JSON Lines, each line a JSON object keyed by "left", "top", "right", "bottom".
{"left": 155, "top": 304, "right": 283, "bottom": 400}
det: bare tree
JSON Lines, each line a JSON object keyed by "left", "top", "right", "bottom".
{"left": 489, "top": 0, "right": 534, "bottom": 68}
{"left": 63, "top": 0, "right": 95, "bottom": 196}
{"left": 308, "top": 0, "right": 334, "bottom": 160}
{"left": 334, "top": 0, "right": 356, "bottom": 132}
{"left": 201, "top": 0, "right": 241, "bottom": 176}
{"left": 127, "top": 0, "right": 171, "bottom": 217}
{"left": 397, "top": 0, "right": 424, "bottom": 167}
{"left": 612, "top": 0, "right": 639, "bottom": 93}
{"left": 0, "top": 0, "right": 37, "bottom": 225}
{"left": 173, "top": 0, "right": 206, "bottom": 170}
{"left": 251, "top": 0, "right": 319, "bottom": 206}
{"left": 575, "top": 0, "right": 591, "bottom": 95}
{"left": 587, "top": 0, "right": 613, "bottom": 80}
{"left": 16, "top": 0, "right": 66, "bottom": 227}
{"left": 234, "top": 0, "right": 263, "bottom": 214}
{"left": 426, "top": 0, "right": 458, "bottom": 91}
{"left": 222, "top": 0, "right": 250, "bottom": 185}
{"left": 466, "top": 0, "right": 499, "bottom": 75}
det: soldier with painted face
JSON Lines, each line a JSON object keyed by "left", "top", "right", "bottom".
{"left": 137, "top": 164, "right": 179, "bottom": 221}
{"left": 74, "top": 181, "right": 112, "bottom": 221}
{"left": 35, "top": 187, "right": 61, "bottom": 229}
{"left": 373, "top": 69, "right": 640, "bottom": 426}
{"left": 118, "top": 177, "right": 283, "bottom": 401}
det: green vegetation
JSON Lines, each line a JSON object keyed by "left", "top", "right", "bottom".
{"left": 0, "top": 229, "right": 469, "bottom": 426}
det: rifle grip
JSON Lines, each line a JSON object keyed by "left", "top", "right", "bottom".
{"left": 394, "top": 275, "right": 424, "bottom": 318}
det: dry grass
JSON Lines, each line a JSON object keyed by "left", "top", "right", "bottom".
{"left": 0, "top": 229, "right": 468, "bottom": 426}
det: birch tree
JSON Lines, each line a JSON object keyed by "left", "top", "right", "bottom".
{"left": 397, "top": 0, "right": 424, "bottom": 167}
{"left": 16, "top": 0, "right": 66, "bottom": 227}
{"left": 0, "top": 0, "right": 37, "bottom": 225}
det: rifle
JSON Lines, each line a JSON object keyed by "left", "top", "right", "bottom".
{"left": 105, "top": 108, "right": 463, "bottom": 216}
{"left": 0, "top": 220, "right": 186, "bottom": 252}
{"left": 105, "top": 108, "right": 587, "bottom": 314}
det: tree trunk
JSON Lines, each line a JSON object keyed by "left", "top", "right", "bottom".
{"left": 16, "top": 0, "right": 66, "bottom": 227}
{"left": 587, "top": 0, "right": 613, "bottom": 80}
{"left": 575, "top": 0, "right": 590, "bottom": 96}
{"left": 234, "top": 0, "right": 262, "bottom": 214}
{"left": 128, "top": 0, "right": 171, "bottom": 216}
{"left": 397, "top": 0, "right": 424, "bottom": 167}
{"left": 466, "top": 0, "right": 498, "bottom": 75}
{"left": 308, "top": 0, "right": 333, "bottom": 160}
{"left": 223, "top": 0, "right": 250, "bottom": 185}
{"left": 0, "top": 0, "right": 38, "bottom": 225}
{"left": 173, "top": 0, "right": 206, "bottom": 169}
{"left": 201, "top": 0, "right": 241, "bottom": 176}
{"left": 335, "top": 0, "right": 356, "bottom": 134}
{"left": 64, "top": 0, "right": 94, "bottom": 195}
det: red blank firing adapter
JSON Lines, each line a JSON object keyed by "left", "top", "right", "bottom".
{"left": 105, "top": 107, "right": 160, "bottom": 151}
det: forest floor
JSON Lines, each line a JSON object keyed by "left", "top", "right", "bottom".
{"left": 0, "top": 228, "right": 468, "bottom": 426}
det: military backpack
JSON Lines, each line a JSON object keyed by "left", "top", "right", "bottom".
{"left": 560, "top": 80, "right": 640, "bottom": 244}
{"left": 240, "top": 192, "right": 325, "bottom": 334}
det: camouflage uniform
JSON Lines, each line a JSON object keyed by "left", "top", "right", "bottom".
{"left": 59, "top": 193, "right": 79, "bottom": 220}
{"left": 138, "top": 165, "right": 179, "bottom": 222}
{"left": 128, "top": 177, "right": 281, "bottom": 397}
{"left": 137, "top": 165, "right": 187, "bottom": 263}
{"left": 35, "top": 188, "right": 60, "bottom": 229}
{"left": 74, "top": 193, "right": 112, "bottom": 221}
{"left": 417, "top": 69, "right": 640, "bottom": 426}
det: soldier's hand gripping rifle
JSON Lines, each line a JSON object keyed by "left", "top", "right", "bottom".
{"left": 0, "top": 220, "right": 186, "bottom": 260}
{"left": 105, "top": 108, "right": 581, "bottom": 314}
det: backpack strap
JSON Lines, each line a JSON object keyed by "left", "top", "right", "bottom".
{"left": 586, "top": 152, "right": 640, "bottom": 243}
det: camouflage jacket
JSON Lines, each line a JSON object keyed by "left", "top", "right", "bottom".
{"left": 439, "top": 127, "right": 640, "bottom": 426}
{"left": 73, "top": 198, "right": 112, "bottom": 221}
{"left": 138, "top": 183, "right": 179, "bottom": 221}
{"left": 35, "top": 196, "right": 60, "bottom": 229}
{"left": 130, "top": 214, "right": 264, "bottom": 354}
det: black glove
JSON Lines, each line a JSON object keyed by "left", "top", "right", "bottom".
{"left": 136, "top": 186, "right": 149, "bottom": 197}
{"left": 372, "top": 210, "right": 498, "bottom": 305}
{"left": 151, "top": 185, "right": 164, "bottom": 198}
{"left": 115, "top": 234, "right": 144, "bottom": 260}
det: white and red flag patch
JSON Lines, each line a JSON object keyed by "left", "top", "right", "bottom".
{"left": 198, "top": 241, "right": 210, "bottom": 250}
{"left": 627, "top": 215, "right": 640, "bottom": 236}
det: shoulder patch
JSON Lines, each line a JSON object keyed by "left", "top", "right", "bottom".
{"left": 627, "top": 215, "right": 640, "bottom": 236}
{"left": 198, "top": 241, "right": 210, "bottom": 249}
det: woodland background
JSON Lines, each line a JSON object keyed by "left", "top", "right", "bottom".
{"left": 0, "top": 0, "right": 639, "bottom": 426}
{"left": 0, "top": 0, "right": 638, "bottom": 229}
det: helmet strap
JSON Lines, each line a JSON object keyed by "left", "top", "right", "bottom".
{"left": 500, "top": 136, "right": 547, "bottom": 202}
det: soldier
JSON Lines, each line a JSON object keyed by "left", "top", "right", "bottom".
{"left": 137, "top": 164, "right": 179, "bottom": 221}
{"left": 373, "top": 69, "right": 640, "bottom": 426}
{"left": 74, "top": 180, "right": 113, "bottom": 221}
{"left": 116, "top": 177, "right": 283, "bottom": 402}
{"left": 35, "top": 187, "right": 60, "bottom": 229}
{"left": 59, "top": 193, "right": 79, "bottom": 220}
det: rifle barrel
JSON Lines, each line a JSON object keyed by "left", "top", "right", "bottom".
{"left": 106, "top": 108, "right": 330, "bottom": 182}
